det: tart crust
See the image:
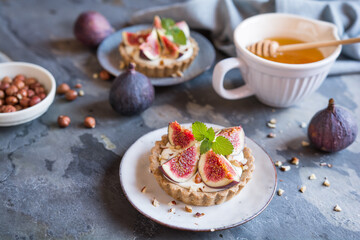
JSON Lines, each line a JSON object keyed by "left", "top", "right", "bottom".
{"left": 149, "top": 135, "right": 255, "bottom": 206}
{"left": 119, "top": 37, "right": 199, "bottom": 78}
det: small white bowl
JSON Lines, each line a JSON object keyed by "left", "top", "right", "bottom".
{"left": 0, "top": 62, "right": 56, "bottom": 126}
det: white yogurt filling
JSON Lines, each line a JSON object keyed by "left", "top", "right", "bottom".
{"left": 159, "top": 143, "right": 247, "bottom": 193}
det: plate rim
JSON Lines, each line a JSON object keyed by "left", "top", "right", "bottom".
{"left": 119, "top": 125, "right": 277, "bottom": 231}
{"left": 97, "top": 24, "right": 215, "bottom": 86}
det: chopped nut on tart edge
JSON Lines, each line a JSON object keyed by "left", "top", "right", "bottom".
{"left": 152, "top": 198, "right": 160, "bottom": 207}
{"left": 185, "top": 205, "right": 193, "bottom": 213}
{"left": 194, "top": 212, "right": 205, "bottom": 218}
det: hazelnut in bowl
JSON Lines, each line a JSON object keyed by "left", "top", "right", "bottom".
{"left": 0, "top": 62, "right": 56, "bottom": 126}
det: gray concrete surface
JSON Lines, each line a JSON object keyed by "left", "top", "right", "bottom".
{"left": 0, "top": 0, "right": 359, "bottom": 239}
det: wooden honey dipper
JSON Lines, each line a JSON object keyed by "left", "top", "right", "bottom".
{"left": 247, "top": 37, "right": 360, "bottom": 57}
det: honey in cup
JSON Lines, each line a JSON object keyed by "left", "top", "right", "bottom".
{"left": 258, "top": 37, "right": 324, "bottom": 64}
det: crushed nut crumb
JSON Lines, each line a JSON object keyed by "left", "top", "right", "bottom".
{"left": 323, "top": 179, "right": 330, "bottom": 187}
{"left": 159, "top": 60, "right": 164, "bottom": 66}
{"left": 290, "top": 157, "right": 299, "bottom": 165}
{"left": 230, "top": 160, "right": 242, "bottom": 168}
{"left": 327, "top": 164, "right": 333, "bottom": 168}
{"left": 277, "top": 189, "right": 284, "bottom": 196}
{"left": 194, "top": 212, "right": 205, "bottom": 218}
{"left": 309, "top": 174, "right": 317, "bottom": 180}
{"left": 176, "top": 70, "right": 183, "bottom": 77}
{"left": 280, "top": 165, "right": 291, "bottom": 171}
{"left": 320, "top": 162, "right": 327, "bottom": 166}
{"left": 275, "top": 161, "right": 282, "bottom": 167}
{"left": 272, "top": 109, "right": 276, "bottom": 112}
{"left": 168, "top": 200, "right": 177, "bottom": 206}
{"left": 152, "top": 198, "right": 160, "bottom": 207}
{"left": 92, "top": 73, "right": 98, "bottom": 79}
{"left": 119, "top": 61, "right": 125, "bottom": 69}
{"left": 78, "top": 90, "right": 85, "bottom": 96}
{"left": 210, "top": 228, "right": 215, "bottom": 232}
{"left": 301, "top": 141, "right": 310, "bottom": 147}
{"left": 269, "top": 118, "right": 277, "bottom": 124}
{"left": 185, "top": 205, "right": 193, "bottom": 213}
{"left": 334, "top": 204, "right": 341, "bottom": 212}
{"left": 267, "top": 132, "right": 276, "bottom": 138}
{"left": 267, "top": 122, "right": 276, "bottom": 129}
{"left": 299, "top": 186, "right": 306, "bottom": 193}
{"left": 168, "top": 208, "right": 176, "bottom": 213}
{"left": 141, "top": 186, "right": 147, "bottom": 193}
{"left": 300, "top": 122, "right": 307, "bottom": 128}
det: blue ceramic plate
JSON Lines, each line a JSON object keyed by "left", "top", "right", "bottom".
{"left": 97, "top": 24, "right": 215, "bottom": 86}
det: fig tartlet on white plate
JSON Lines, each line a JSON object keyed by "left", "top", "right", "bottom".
{"left": 149, "top": 121, "right": 255, "bottom": 206}
{"left": 119, "top": 16, "right": 199, "bottom": 78}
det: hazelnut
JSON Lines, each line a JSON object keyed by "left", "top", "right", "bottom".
{"left": 84, "top": 116, "right": 96, "bottom": 128}
{"left": 38, "top": 93, "right": 46, "bottom": 100}
{"left": 99, "top": 70, "right": 110, "bottom": 80}
{"left": 2, "top": 105, "right": 16, "bottom": 113}
{"left": 0, "top": 90, "right": 4, "bottom": 99}
{"left": 65, "top": 89, "right": 78, "bottom": 101}
{"left": 2, "top": 76, "right": 12, "bottom": 84}
{"left": 14, "top": 105, "right": 22, "bottom": 111}
{"left": 20, "top": 97, "right": 30, "bottom": 108}
{"left": 14, "top": 74, "right": 25, "bottom": 82}
{"left": 5, "top": 85, "right": 18, "bottom": 96}
{"left": 25, "top": 77, "right": 37, "bottom": 86}
{"left": 29, "top": 82, "right": 41, "bottom": 90}
{"left": 5, "top": 96, "right": 18, "bottom": 105}
{"left": 0, "top": 99, "right": 3, "bottom": 106}
{"left": 17, "top": 89, "right": 28, "bottom": 98}
{"left": 13, "top": 79, "right": 25, "bottom": 89}
{"left": 29, "top": 96, "right": 41, "bottom": 106}
{"left": 27, "top": 89, "right": 35, "bottom": 98}
{"left": 0, "top": 82, "right": 10, "bottom": 91}
{"left": 35, "top": 86, "right": 45, "bottom": 95}
{"left": 57, "top": 83, "right": 70, "bottom": 95}
{"left": 57, "top": 115, "right": 71, "bottom": 128}
{"left": 74, "top": 83, "right": 82, "bottom": 89}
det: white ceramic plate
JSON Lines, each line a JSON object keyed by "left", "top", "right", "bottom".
{"left": 97, "top": 24, "right": 215, "bottom": 86}
{"left": 119, "top": 124, "right": 277, "bottom": 231}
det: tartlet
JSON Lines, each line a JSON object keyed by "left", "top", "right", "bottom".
{"left": 149, "top": 122, "right": 255, "bottom": 206}
{"left": 119, "top": 16, "right": 199, "bottom": 78}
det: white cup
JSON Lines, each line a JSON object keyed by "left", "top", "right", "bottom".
{"left": 212, "top": 13, "right": 341, "bottom": 108}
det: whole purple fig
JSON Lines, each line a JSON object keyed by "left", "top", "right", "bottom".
{"left": 109, "top": 63, "right": 155, "bottom": 116}
{"left": 74, "top": 11, "right": 114, "bottom": 47}
{"left": 308, "top": 98, "right": 358, "bottom": 152}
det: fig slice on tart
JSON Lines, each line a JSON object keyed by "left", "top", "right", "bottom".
{"left": 168, "top": 121, "right": 196, "bottom": 149}
{"left": 122, "top": 31, "right": 150, "bottom": 46}
{"left": 139, "top": 29, "right": 161, "bottom": 60}
{"left": 159, "top": 144, "right": 200, "bottom": 183}
{"left": 198, "top": 150, "right": 240, "bottom": 189}
{"left": 216, "top": 126, "right": 245, "bottom": 155}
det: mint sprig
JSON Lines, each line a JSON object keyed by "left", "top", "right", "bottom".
{"left": 161, "top": 18, "right": 187, "bottom": 45}
{"left": 192, "top": 121, "right": 234, "bottom": 155}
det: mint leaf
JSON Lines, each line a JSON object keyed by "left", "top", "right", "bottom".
{"left": 171, "top": 27, "right": 186, "bottom": 45}
{"left": 200, "top": 139, "right": 212, "bottom": 154}
{"left": 192, "top": 121, "right": 207, "bottom": 141}
{"left": 161, "top": 18, "right": 175, "bottom": 30}
{"left": 206, "top": 127, "right": 215, "bottom": 142}
{"left": 212, "top": 136, "right": 234, "bottom": 155}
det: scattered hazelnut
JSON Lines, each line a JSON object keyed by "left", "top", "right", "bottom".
{"left": 269, "top": 118, "right": 277, "bottom": 124}
{"left": 74, "top": 83, "right": 82, "bottom": 89}
{"left": 194, "top": 212, "right": 205, "bottom": 218}
{"left": 290, "top": 157, "right": 299, "bottom": 165}
{"left": 99, "top": 70, "right": 110, "bottom": 80}
{"left": 333, "top": 204, "right": 341, "bottom": 212}
{"left": 301, "top": 140, "right": 310, "bottom": 147}
{"left": 277, "top": 189, "right": 284, "bottom": 196}
{"left": 84, "top": 116, "right": 96, "bottom": 128}
{"left": 57, "top": 83, "right": 70, "bottom": 95}
{"left": 299, "top": 186, "right": 306, "bottom": 193}
{"left": 1, "top": 105, "right": 16, "bottom": 113}
{"left": 5, "top": 85, "right": 18, "bottom": 96}
{"left": 309, "top": 174, "right": 317, "bottom": 180}
{"left": 168, "top": 201, "right": 176, "bottom": 206}
{"left": 57, "top": 115, "right": 71, "bottom": 128}
{"left": 267, "top": 132, "right": 276, "bottom": 138}
{"left": 168, "top": 208, "right": 176, "bottom": 213}
{"left": 29, "top": 96, "right": 41, "bottom": 106}
{"left": 140, "top": 186, "right": 147, "bottom": 193}
{"left": 280, "top": 165, "right": 291, "bottom": 171}
{"left": 323, "top": 179, "right": 330, "bottom": 187}
{"left": 5, "top": 96, "right": 18, "bottom": 105}
{"left": 275, "top": 161, "right": 282, "bottom": 167}
{"left": 152, "top": 198, "right": 160, "bottom": 207}
{"left": 65, "top": 89, "right": 78, "bottom": 101}
{"left": 185, "top": 205, "right": 193, "bottom": 213}
{"left": 0, "top": 90, "right": 4, "bottom": 99}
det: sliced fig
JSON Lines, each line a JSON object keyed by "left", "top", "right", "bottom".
{"left": 159, "top": 145, "right": 200, "bottom": 183}
{"left": 216, "top": 126, "right": 245, "bottom": 155}
{"left": 139, "top": 29, "right": 161, "bottom": 60}
{"left": 122, "top": 31, "right": 150, "bottom": 46}
{"left": 153, "top": 15, "right": 162, "bottom": 29}
{"left": 198, "top": 150, "right": 240, "bottom": 188}
{"left": 175, "top": 21, "right": 190, "bottom": 38}
{"left": 168, "top": 121, "right": 196, "bottom": 148}
{"left": 159, "top": 35, "right": 179, "bottom": 59}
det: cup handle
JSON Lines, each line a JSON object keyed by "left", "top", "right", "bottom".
{"left": 212, "top": 57, "right": 254, "bottom": 100}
